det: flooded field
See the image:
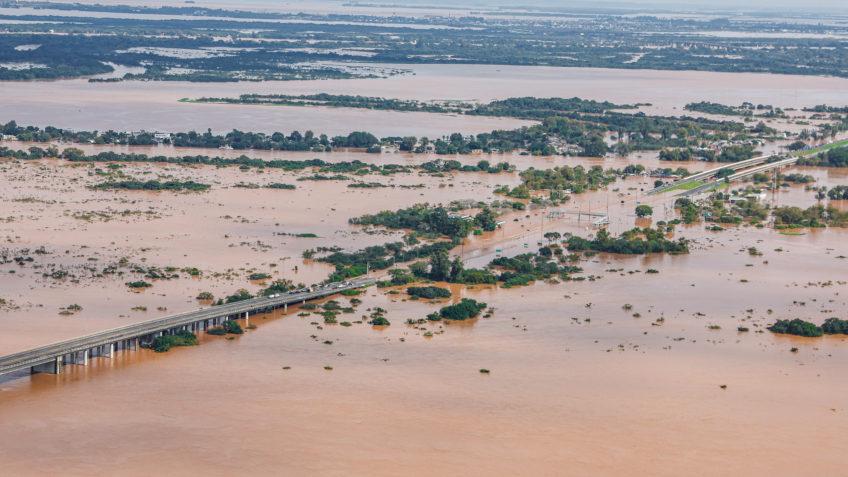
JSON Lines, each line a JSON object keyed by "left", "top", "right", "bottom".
{"left": 0, "top": 140, "right": 847, "bottom": 475}
{"left": 3, "top": 64, "right": 848, "bottom": 136}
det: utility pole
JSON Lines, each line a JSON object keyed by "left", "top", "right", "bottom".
{"left": 540, "top": 213, "right": 544, "bottom": 241}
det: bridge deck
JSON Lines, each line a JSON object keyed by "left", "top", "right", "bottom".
{"left": 0, "top": 278, "right": 374, "bottom": 376}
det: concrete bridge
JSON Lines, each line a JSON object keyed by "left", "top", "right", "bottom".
{"left": 678, "top": 155, "right": 803, "bottom": 197}
{"left": 0, "top": 277, "right": 375, "bottom": 377}
{"left": 647, "top": 153, "right": 779, "bottom": 195}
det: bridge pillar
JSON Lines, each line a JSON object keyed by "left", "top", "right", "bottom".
{"left": 31, "top": 356, "right": 63, "bottom": 375}
{"left": 245, "top": 311, "right": 249, "bottom": 327}
{"left": 67, "top": 350, "right": 89, "bottom": 366}
{"left": 284, "top": 303, "right": 288, "bottom": 314}
{"left": 103, "top": 343, "right": 114, "bottom": 358}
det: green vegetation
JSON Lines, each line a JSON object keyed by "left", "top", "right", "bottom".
{"left": 428, "top": 299, "right": 487, "bottom": 321}
{"left": 467, "top": 97, "right": 635, "bottom": 118}
{"left": 566, "top": 228, "right": 688, "bottom": 254}
{"left": 822, "top": 318, "right": 848, "bottom": 334}
{"left": 193, "top": 93, "right": 464, "bottom": 113}
{"left": 406, "top": 286, "right": 451, "bottom": 299}
{"left": 489, "top": 249, "right": 583, "bottom": 287}
{"left": 419, "top": 159, "right": 513, "bottom": 174}
{"left": 717, "top": 144, "right": 758, "bottom": 163}
{"left": 796, "top": 145, "right": 848, "bottom": 167}
{"left": 316, "top": 240, "right": 456, "bottom": 282}
{"left": 209, "top": 320, "right": 245, "bottom": 335}
{"left": 223, "top": 320, "right": 244, "bottom": 334}
{"left": 635, "top": 205, "right": 653, "bottom": 217}
{"left": 4, "top": 5, "right": 848, "bottom": 82}
{"left": 125, "top": 280, "right": 152, "bottom": 289}
{"left": 92, "top": 180, "right": 210, "bottom": 192}
{"left": 685, "top": 102, "right": 750, "bottom": 116}
{"left": 149, "top": 330, "right": 198, "bottom": 353}
{"left": 350, "top": 204, "right": 493, "bottom": 240}
{"left": 772, "top": 205, "right": 848, "bottom": 228}
{"left": 514, "top": 165, "right": 617, "bottom": 195}
{"left": 667, "top": 180, "right": 707, "bottom": 192}
{"left": 827, "top": 186, "right": 848, "bottom": 200}
{"left": 768, "top": 319, "right": 823, "bottom": 337}
{"left": 266, "top": 183, "right": 296, "bottom": 190}
{"left": 675, "top": 196, "right": 768, "bottom": 225}
{"left": 0, "top": 94, "right": 767, "bottom": 161}
{"left": 370, "top": 316, "right": 391, "bottom": 326}
{"left": 220, "top": 289, "right": 253, "bottom": 304}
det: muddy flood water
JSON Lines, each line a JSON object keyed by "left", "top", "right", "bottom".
{"left": 0, "top": 130, "right": 847, "bottom": 476}
{"left": 4, "top": 64, "right": 848, "bottom": 136}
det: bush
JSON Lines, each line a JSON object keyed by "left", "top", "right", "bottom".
{"left": 635, "top": 204, "right": 653, "bottom": 217}
{"left": 223, "top": 320, "right": 244, "bottom": 334}
{"left": 126, "top": 280, "right": 152, "bottom": 288}
{"left": 406, "top": 286, "right": 451, "bottom": 299}
{"left": 150, "top": 331, "right": 198, "bottom": 352}
{"left": 454, "top": 268, "right": 498, "bottom": 284}
{"left": 822, "top": 318, "right": 848, "bottom": 334}
{"left": 566, "top": 227, "right": 688, "bottom": 254}
{"left": 438, "top": 299, "right": 487, "bottom": 321}
{"left": 767, "top": 319, "right": 823, "bottom": 337}
{"left": 224, "top": 289, "right": 253, "bottom": 303}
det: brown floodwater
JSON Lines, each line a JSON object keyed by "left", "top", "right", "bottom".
{"left": 0, "top": 141, "right": 847, "bottom": 475}
{"left": 3, "top": 63, "right": 848, "bottom": 137}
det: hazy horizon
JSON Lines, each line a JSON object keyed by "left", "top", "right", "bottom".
{"left": 341, "top": 0, "right": 848, "bottom": 13}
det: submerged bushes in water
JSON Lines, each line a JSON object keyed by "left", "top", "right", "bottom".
{"left": 150, "top": 330, "right": 198, "bottom": 352}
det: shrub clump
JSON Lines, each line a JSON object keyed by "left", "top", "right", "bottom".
{"left": 821, "top": 318, "right": 848, "bottom": 334}
{"left": 150, "top": 330, "right": 198, "bottom": 352}
{"left": 208, "top": 320, "right": 244, "bottom": 335}
{"left": 126, "top": 280, "right": 152, "bottom": 289}
{"left": 433, "top": 298, "right": 487, "bottom": 321}
{"left": 767, "top": 319, "right": 823, "bottom": 337}
{"left": 406, "top": 286, "right": 452, "bottom": 299}
{"left": 223, "top": 320, "right": 244, "bottom": 334}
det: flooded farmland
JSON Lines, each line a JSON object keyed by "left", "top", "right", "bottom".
{"left": 2, "top": 2, "right": 848, "bottom": 471}
{"left": 0, "top": 135, "right": 847, "bottom": 475}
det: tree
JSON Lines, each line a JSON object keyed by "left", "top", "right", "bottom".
{"left": 544, "top": 231, "right": 561, "bottom": 243}
{"left": 474, "top": 207, "right": 498, "bottom": 231}
{"left": 428, "top": 249, "right": 452, "bottom": 281}
{"left": 399, "top": 136, "right": 417, "bottom": 151}
{"left": 715, "top": 167, "right": 735, "bottom": 179}
{"left": 61, "top": 147, "right": 86, "bottom": 160}
{"left": 635, "top": 205, "right": 653, "bottom": 217}
{"left": 449, "top": 257, "right": 464, "bottom": 282}
{"left": 579, "top": 134, "right": 609, "bottom": 157}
